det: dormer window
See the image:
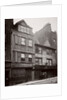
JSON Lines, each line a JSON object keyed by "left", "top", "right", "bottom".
{"left": 18, "top": 25, "right": 26, "bottom": 33}
{"left": 18, "top": 25, "right": 31, "bottom": 34}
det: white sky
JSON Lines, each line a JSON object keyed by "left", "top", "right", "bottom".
{"left": 14, "top": 18, "right": 57, "bottom": 33}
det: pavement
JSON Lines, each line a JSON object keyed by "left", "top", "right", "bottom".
{"left": 18, "top": 77, "right": 57, "bottom": 85}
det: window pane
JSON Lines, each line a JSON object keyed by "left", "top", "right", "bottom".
{"left": 21, "top": 54, "right": 25, "bottom": 61}
{"left": 39, "top": 59, "right": 42, "bottom": 65}
{"left": 21, "top": 54, "right": 25, "bottom": 58}
{"left": 21, "top": 38, "right": 25, "bottom": 45}
{"left": 28, "top": 54, "right": 32, "bottom": 58}
{"left": 18, "top": 25, "right": 26, "bottom": 33}
{"left": 46, "top": 59, "right": 52, "bottom": 66}
{"left": 29, "top": 40, "right": 32, "bottom": 47}
{"left": 28, "top": 54, "right": 32, "bottom": 62}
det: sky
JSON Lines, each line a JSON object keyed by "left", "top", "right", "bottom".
{"left": 14, "top": 18, "right": 57, "bottom": 33}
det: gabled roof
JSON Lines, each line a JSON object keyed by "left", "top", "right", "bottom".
{"left": 34, "top": 23, "right": 57, "bottom": 49}
{"left": 15, "top": 20, "right": 32, "bottom": 29}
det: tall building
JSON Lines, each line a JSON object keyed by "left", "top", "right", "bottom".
{"left": 5, "top": 19, "right": 35, "bottom": 85}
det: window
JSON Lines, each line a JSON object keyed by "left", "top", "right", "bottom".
{"left": 28, "top": 54, "right": 32, "bottom": 62}
{"left": 15, "top": 35, "right": 18, "bottom": 44}
{"left": 35, "top": 47, "right": 42, "bottom": 54}
{"left": 28, "top": 40, "right": 32, "bottom": 47}
{"left": 18, "top": 25, "right": 26, "bottom": 33}
{"left": 21, "top": 38, "right": 25, "bottom": 45}
{"left": 46, "top": 59, "right": 52, "bottom": 66}
{"left": 18, "top": 25, "right": 23, "bottom": 32}
{"left": 39, "top": 59, "right": 42, "bottom": 65}
{"left": 35, "top": 58, "right": 42, "bottom": 65}
{"left": 46, "top": 49, "right": 52, "bottom": 55}
{"left": 21, "top": 54, "right": 25, "bottom": 62}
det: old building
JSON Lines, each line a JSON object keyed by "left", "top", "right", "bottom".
{"left": 5, "top": 19, "right": 35, "bottom": 85}
{"left": 34, "top": 23, "right": 57, "bottom": 66}
{"left": 34, "top": 23, "right": 57, "bottom": 80}
{"left": 11, "top": 20, "right": 35, "bottom": 84}
{"left": 35, "top": 44, "right": 56, "bottom": 66}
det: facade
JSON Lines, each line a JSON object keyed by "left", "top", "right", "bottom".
{"left": 35, "top": 43, "right": 56, "bottom": 66}
{"left": 5, "top": 19, "right": 35, "bottom": 85}
{"left": 34, "top": 43, "right": 57, "bottom": 80}
{"left": 34, "top": 24, "right": 57, "bottom": 80}
{"left": 5, "top": 19, "right": 57, "bottom": 86}
{"left": 11, "top": 20, "right": 35, "bottom": 84}
{"left": 11, "top": 20, "right": 35, "bottom": 67}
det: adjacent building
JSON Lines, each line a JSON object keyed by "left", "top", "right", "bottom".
{"left": 34, "top": 23, "right": 57, "bottom": 80}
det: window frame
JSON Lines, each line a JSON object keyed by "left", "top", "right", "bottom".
{"left": 28, "top": 39, "right": 33, "bottom": 47}
{"left": 28, "top": 54, "right": 32, "bottom": 62}
{"left": 21, "top": 37, "right": 26, "bottom": 45}
{"left": 21, "top": 53, "right": 25, "bottom": 62}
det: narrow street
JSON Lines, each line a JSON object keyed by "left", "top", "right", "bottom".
{"left": 17, "top": 77, "right": 57, "bottom": 85}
